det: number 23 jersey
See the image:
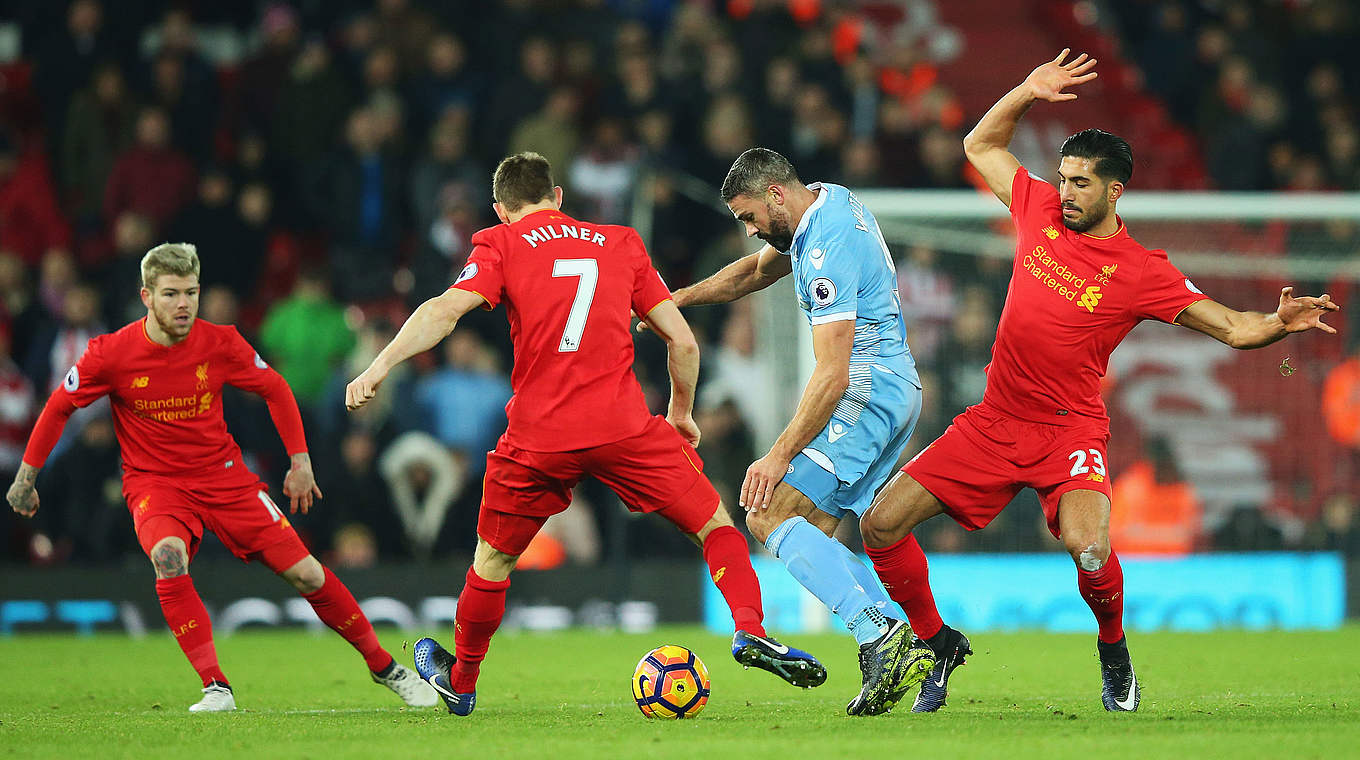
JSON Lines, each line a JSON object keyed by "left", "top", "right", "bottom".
{"left": 451, "top": 209, "right": 673, "bottom": 452}
{"left": 983, "top": 166, "right": 1210, "bottom": 427}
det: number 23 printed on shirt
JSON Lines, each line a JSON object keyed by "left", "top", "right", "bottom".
{"left": 1068, "top": 447, "right": 1107, "bottom": 478}
{"left": 552, "top": 258, "right": 597, "bottom": 352}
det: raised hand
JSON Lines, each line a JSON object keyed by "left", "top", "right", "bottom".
{"left": 1025, "top": 48, "right": 1099, "bottom": 102}
{"left": 1276, "top": 286, "right": 1340, "bottom": 334}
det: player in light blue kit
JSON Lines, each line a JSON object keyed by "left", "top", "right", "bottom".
{"left": 651, "top": 148, "right": 935, "bottom": 715}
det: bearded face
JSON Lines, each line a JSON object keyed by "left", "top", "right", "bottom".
{"left": 1061, "top": 190, "right": 1112, "bottom": 233}
{"left": 727, "top": 193, "right": 795, "bottom": 252}
{"left": 759, "top": 202, "right": 795, "bottom": 252}
{"left": 1057, "top": 155, "right": 1120, "bottom": 233}
{"left": 142, "top": 274, "right": 199, "bottom": 341}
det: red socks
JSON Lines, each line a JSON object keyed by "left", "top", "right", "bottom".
{"left": 303, "top": 566, "right": 394, "bottom": 673}
{"left": 453, "top": 567, "right": 511, "bottom": 693}
{"left": 1078, "top": 550, "right": 1126, "bottom": 643}
{"left": 156, "top": 575, "right": 228, "bottom": 687}
{"left": 864, "top": 533, "right": 944, "bottom": 640}
{"left": 701, "top": 525, "right": 766, "bottom": 637}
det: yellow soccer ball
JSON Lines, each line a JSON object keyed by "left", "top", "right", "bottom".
{"left": 631, "top": 644, "right": 711, "bottom": 718}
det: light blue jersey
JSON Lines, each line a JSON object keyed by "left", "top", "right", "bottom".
{"left": 782, "top": 182, "right": 922, "bottom": 517}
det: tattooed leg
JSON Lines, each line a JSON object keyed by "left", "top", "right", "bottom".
{"left": 151, "top": 537, "right": 190, "bottom": 578}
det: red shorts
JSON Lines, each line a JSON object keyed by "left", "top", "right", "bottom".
{"left": 125, "top": 470, "right": 309, "bottom": 566}
{"left": 478, "top": 415, "right": 720, "bottom": 555}
{"left": 903, "top": 404, "right": 1112, "bottom": 538}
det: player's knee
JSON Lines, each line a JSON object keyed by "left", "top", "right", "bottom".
{"left": 692, "top": 506, "right": 733, "bottom": 544}
{"left": 283, "top": 555, "right": 326, "bottom": 594}
{"left": 472, "top": 538, "right": 517, "bottom": 582}
{"left": 743, "top": 508, "right": 773, "bottom": 544}
{"left": 859, "top": 505, "right": 900, "bottom": 550}
{"left": 1064, "top": 535, "right": 1110, "bottom": 570}
{"left": 149, "top": 539, "right": 189, "bottom": 579}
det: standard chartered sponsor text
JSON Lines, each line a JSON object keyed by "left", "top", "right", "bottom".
{"left": 1023, "top": 244, "right": 1087, "bottom": 302}
{"left": 133, "top": 394, "right": 207, "bottom": 422}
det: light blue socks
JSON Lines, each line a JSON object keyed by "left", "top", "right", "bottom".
{"left": 765, "top": 516, "right": 899, "bottom": 645}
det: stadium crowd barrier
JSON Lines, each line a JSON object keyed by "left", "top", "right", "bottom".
{"left": 2, "top": 553, "right": 1348, "bottom": 635}
{"left": 0, "top": 560, "right": 696, "bottom": 635}
{"left": 704, "top": 553, "right": 1347, "bottom": 634}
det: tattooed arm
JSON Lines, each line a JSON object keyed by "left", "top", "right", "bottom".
{"left": 7, "top": 462, "right": 41, "bottom": 518}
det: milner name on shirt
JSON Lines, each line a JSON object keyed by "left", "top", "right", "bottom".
{"left": 519, "top": 223, "right": 608, "bottom": 249}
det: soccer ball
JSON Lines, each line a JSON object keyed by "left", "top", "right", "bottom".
{"left": 631, "top": 644, "right": 711, "bottom": 719}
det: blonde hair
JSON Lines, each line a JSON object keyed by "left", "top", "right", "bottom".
{"left": 140, "top": 243, "right": 201, "bottom": 290}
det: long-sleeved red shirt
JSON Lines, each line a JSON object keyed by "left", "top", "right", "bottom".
{"left": 23, "top": 318, "right": 306, "bottom": 485}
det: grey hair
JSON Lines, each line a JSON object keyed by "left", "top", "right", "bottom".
{"left": 720, "top": 147, "right": 800, "bottom": 202}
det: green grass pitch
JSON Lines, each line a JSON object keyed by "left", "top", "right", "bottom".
{"left": 2, "top": 626, "right": 1357, "bottom": 758}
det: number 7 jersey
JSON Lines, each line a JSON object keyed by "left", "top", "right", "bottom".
{"left": 451, "top": 209, "right": 673, "bottom": 452}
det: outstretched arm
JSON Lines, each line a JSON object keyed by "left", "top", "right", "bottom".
{"left": 640, "top": 299, "right": 703, "bottom": 446}
{"left": 1176, "top": 287, "right": 1340, "bottom": 349}
{"left": 346, "top": 287, "right": 486, "bottom": 410}
{"left": 7, "top": 391, "right": 81, "bottom": 518}
{"left": 740, "top": 319, "right": 854, "bottom": 510}
{"left": 963, "top": 49, "right": 1099, "bottom": 207}
{"left": 671, "top": 244, "right": 792, "bottom": 308}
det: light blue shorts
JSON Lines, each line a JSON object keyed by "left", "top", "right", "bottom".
{"left": 781, "top": 364, "right": 922, "bottom": 519}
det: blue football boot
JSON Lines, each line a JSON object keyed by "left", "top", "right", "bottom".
{"left": 732, "top": 630, "right": 828, "bottom": 688}
{"left": 413, "top": 637, "right": 476, "bottom": 716}
{"left": 912, "top": 626, "right": 972, "bottom": 712}
{"left": 1099, "top": 637, "right": 1140, "bottom": 712}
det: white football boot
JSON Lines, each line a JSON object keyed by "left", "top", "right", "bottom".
{"left": 373, "top": 662, "right": 439, "bottom": 707}
{"left": 188, "top": 682, "right": 236, "bottom": 712}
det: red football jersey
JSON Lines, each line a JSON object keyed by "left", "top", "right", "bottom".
{"left": 451, "top": 209, "right": 672, "bottom": 452}
{"left": 24, "top": 318, "right": 306, "bottom": 483}
{"left": 981, "top": 167, "right": 1210, "bottom": 426}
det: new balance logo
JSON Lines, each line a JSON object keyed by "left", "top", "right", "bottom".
{"left": 1043, "top": 225, "right": 1060, "bottom": 240}
{"left": 712, "top": 567, "right": 726, "bottom": 583}
{"left": 130, "top": 376, "right": 149, "bottom": 388}
{"left": 1078, "top": 285, "right": 1103, "bottom": 312}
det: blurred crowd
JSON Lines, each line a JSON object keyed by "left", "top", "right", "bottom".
{"left": 1108, "top": 0, "right": 1360, "bottom": 191}
{"left": 0, "top": 0, "right": 1356, "bottom": 567}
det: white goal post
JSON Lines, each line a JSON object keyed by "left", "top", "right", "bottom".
{"left": 859, "top": 189, "right": 1360, "bottom": 281}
